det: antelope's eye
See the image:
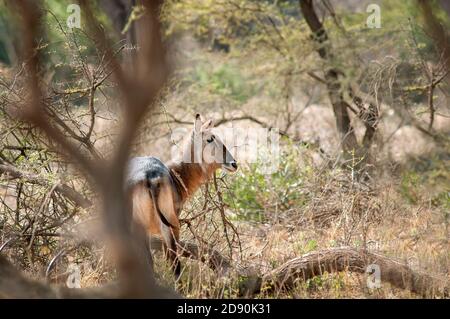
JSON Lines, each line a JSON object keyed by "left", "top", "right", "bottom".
{"left": 206, "top": 136, "right": 214, "bottom": 143}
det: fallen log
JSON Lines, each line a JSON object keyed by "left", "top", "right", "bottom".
{"left": 257, "top": 247, "right": 449, "bottom": 297}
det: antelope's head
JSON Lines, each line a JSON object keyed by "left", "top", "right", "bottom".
{"left": 188, "top": 113, "right": 237, "bottom": 174}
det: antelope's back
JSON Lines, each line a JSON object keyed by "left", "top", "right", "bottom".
{"left": 126, "top": 156, "right": 171, "bottom": 187}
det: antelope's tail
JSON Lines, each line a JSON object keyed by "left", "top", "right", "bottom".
{"left": 146, "top": 177, "right": 175, "bottom": 228}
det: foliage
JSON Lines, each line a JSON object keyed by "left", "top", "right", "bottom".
{"left": 223, "top": 141, "right": 313, "bottom": 221}
{"left": 189, "top": 62, "right": 255, "bottom": 102}
{"left": 400, "top": 154, "right": 450, "bottom": 208}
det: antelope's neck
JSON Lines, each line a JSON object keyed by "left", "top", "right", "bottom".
{"left": 168, "top": 161, "right": 212, "bottom": 203}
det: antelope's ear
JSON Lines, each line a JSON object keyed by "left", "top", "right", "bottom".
{"left": 194, "top": 113, "right": 202, "bottom": 134}
{"left": 201, "top": 119, "right": 213, "bottom": 130}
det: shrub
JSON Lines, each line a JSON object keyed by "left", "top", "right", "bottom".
{"left": 223, "top": 142, "right": 313, "bottom": 221}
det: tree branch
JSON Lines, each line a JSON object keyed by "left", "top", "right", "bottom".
{"left": 0, "top": 163, "right": 92, "bottom": 209}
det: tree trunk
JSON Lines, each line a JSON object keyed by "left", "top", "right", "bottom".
{"left": 418, "top": 0, "right": 450, "bottom": 88}
{"left": 299, "top": 0, "right": 359, "bottom": 156}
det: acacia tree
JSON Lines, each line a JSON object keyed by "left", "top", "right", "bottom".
{"left": 299, "top": 0, "right": 379, "bottom": 163}
{"left": 298, "top": 0, "right": 450, "bottom": 167}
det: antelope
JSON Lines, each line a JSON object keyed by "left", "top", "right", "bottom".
{"left": 126, "top": 114, "right": 238, "bottom": 277}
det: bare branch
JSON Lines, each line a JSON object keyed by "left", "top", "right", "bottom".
{"left": 0, "top": 163, "right": 92, "bottom": 209}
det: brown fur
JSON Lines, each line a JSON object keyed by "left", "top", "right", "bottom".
{"left": 168, "top": 161, "right": 219, "bottom": 203}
